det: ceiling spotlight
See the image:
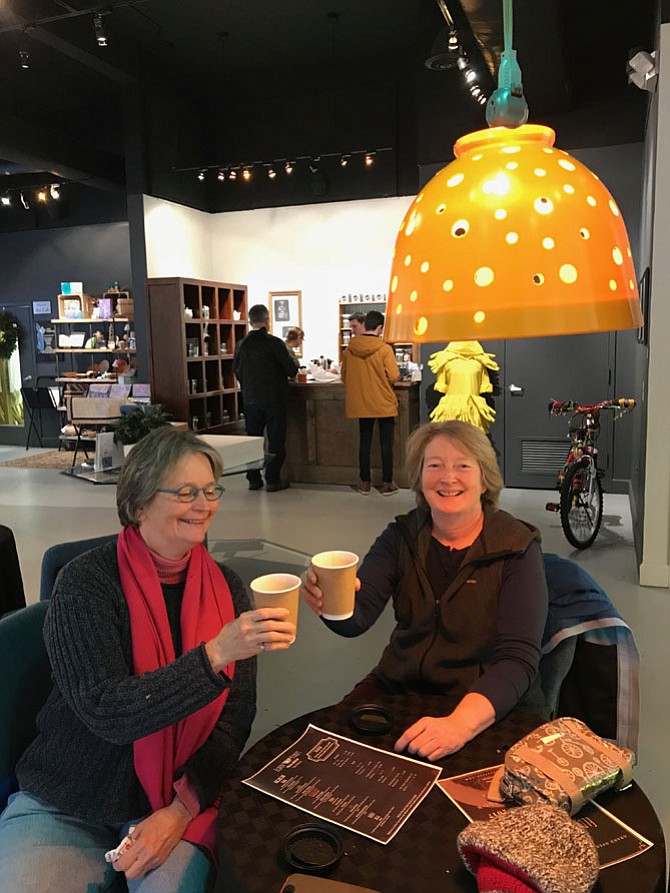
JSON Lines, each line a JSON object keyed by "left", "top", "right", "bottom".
{"left": 364, "top": 153, "right": 375, "bottom": 167}
{"left": 340, "top": 155, "right": 350, "bottom": 167}
{"left": 464, "top": 68, "right": 477, "bottom": 84}
{"left": 308, "top": 161, "right": 320, "bottom": 174}
{"left": 50, "top": 183, "right": 60, "bottom": 200}
{"left": 627, "top": 49, "right": 657, "bottom": 93}
{"left": 37, "top": 189, "right": 48, "bottom": 203}
{"left": 197, "top": 170, "right": 206, "bottom": 181}
{"left": 19, "top": 47, "right": 30, "bottom": 69}
{"left": 20, "top": 192, "right": 29, "bottom": 210}
{"left": 228, "top": 169, "right": 238, "bottom": 181}
{"left": 425, "top": 26, "right": 467, "bottom": 71}
{"left": 1, "top": 194, "right": 11, "bottom": 207}
{"left": 267, "top": 166, "right": 277, "bottom": 180}
{"left": 285, "top": 161, "right": 294, "bottom": 175}
{"left": 93, "top": 12, "right": 107, "bottom": 47}
{"left": 242, "top": 167, "right": 252, "bottom": 182}
{"left": 217, "top": 169, "right": 225, "bottom": 182}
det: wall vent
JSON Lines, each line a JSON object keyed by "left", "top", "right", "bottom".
{"left": 521, "top": 440, "right": 570, "bottom": 475}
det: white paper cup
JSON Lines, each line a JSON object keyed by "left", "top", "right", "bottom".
{"left": 311, "top": 550, "right": 359, "bottom": 620}
{"left": 250, "top": 573, "right": 301, "bottom": 632}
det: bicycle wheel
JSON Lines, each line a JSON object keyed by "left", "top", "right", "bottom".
{"left": 559, "top": 460, "right": 603, "bottom": 549}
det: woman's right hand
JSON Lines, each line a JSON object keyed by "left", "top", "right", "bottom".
{"left": 300, "top": 567, "right": 323, "bottom": 616}
{"left": 301, "top": 568, "right": 360, "bottom": 617}
{"left": 206, "top": 608, "right": 295, "bottom": 672}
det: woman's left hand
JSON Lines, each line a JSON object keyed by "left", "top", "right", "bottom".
{"left": 394, "top": 693, "right": 496, "bottom": 761}
{"left": 394, "top": 715, "right": 472, "bottom": 761}
{"left": 113, "top": 800, "right": 191, "bottom": 879}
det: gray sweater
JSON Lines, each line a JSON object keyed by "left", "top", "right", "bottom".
{"left": 17, "top": 541, "right": 256, "bottom": 825}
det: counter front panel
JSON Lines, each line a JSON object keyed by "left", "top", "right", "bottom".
{"left": 284, "top": 382, "right": 420, "bottom": 487}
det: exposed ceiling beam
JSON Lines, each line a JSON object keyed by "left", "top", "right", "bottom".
{"left": 0, "top": 115, "right": 126, "bottom": 191}
{"left": 1, "top": 4, "right": 138, "bottom": 86}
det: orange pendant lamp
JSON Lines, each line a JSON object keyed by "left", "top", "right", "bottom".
{"left": 385, "top": 3, "right": 642, "bottom": 343}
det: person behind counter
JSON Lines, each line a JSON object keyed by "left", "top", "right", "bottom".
{"left": 301, "top": 420, "right": 548, "bottom": 761}
{"left": 348, "top": 312, "right": 366, "bottom": 337}
{"left": 0, "top": 426, "right": 295, "bottom": 893}
{"left": 284, "top": 326, "right": 305, "bottom": 360}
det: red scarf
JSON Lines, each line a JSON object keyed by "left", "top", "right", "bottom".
{"left": 117, "top": 525, "right": 235, "bottom": 860}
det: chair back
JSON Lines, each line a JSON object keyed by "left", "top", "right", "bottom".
{"left": 0, "top": 525, "right": 26, "bottom": 616}
{"left": 0, "top": 602, "right": 51, "bottom": 808}
{"left": 541, "top": 553, "right": 640, "bottom": 752}
{"left": 40, "top": 534, "right": 118, "bottom": 601}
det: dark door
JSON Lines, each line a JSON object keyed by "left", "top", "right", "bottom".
{"left": 503, "top": 333, "right": 612, "bottom": 489}
{"left": 0, "top": 304, "right": 38, "bottom": 446}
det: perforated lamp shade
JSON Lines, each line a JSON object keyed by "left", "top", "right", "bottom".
{"left": 385, "top": 124, "right": 642, "bottom": 342}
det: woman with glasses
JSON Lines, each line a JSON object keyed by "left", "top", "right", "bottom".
{"left": 0, "top": 426, "right": 295, "bottom": 893}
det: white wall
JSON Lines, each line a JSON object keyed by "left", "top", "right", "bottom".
{"left": 143, "top": 194, "right": 414, "bottom": 362}
{"left": 208, "top": 197, "right": 414, "bottom": 362}
{"left": 143, "top": 196, "right": 214, "bottom": 280}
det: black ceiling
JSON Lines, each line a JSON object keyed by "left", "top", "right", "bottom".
{"left": 0, "top": 0, "right": 659, "bottom": 210}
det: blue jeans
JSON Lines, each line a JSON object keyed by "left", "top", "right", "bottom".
{"left": 0, "top": 791, "right": 214, "bottom": 893}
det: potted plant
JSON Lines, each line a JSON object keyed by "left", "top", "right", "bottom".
{"left": 113, "top": 404, "right": 171, "bottom": 455}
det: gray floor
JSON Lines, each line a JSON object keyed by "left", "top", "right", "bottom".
{"left": 2, "top": 445, "right": 668, "bottom": 854}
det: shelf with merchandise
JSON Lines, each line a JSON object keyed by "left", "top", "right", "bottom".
{"left": 147, "top": 277, "right": 248, "bottom": 432}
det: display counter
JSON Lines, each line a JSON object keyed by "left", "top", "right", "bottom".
{"left": 284, "top": 381, "right": 420, "bottom": 487}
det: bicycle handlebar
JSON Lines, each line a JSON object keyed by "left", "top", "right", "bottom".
{"left": 548, "top": 398, "right": 637, "bottom": 416}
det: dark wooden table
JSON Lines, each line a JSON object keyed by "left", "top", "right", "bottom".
{"left": 215, "top": 693, "right": 666, "bottom": 893}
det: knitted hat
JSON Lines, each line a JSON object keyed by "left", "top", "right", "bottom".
{"left": 457, "top": 805, "right": 599, "bottom": 893}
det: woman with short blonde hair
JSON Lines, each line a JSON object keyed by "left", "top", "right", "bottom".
{"left": 406, "top": 420, "right": 504, "bottom": 511}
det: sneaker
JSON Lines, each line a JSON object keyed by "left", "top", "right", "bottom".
{"left": 357, "top": 481, "right": 371, "bottom": 495}
{"left": 266, "top": 480, "right": 290, "bottom": 492}
{"left": 248, "top": 479, "right": 264, "bottom": 491}
{"left": 382, "top": 481, "right": 399, "bottom": 496}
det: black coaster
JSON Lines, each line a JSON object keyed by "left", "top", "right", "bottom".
{"left": 281, "top": 824, "right": 344, "bottom": 873}
{"left": 348, "top": 703, "right": 393, "bottom": 735}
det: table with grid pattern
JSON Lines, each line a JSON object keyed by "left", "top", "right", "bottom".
{"left": 215, "top": 693, "right": 666, "bottom": 893}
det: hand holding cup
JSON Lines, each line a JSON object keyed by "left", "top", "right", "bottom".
{"left": 206, "top": 606, "right": 295, "bottom": 672}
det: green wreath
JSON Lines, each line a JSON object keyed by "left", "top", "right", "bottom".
{"left": 0, "top": 311, "right": 23, "bottom": 360}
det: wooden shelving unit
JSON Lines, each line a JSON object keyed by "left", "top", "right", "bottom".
{"left": 146, "top": 277, "right": 247, "bottom": 432}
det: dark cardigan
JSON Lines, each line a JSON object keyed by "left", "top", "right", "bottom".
{"left": 17, "top": 541, "right": 256, "bottom": 825}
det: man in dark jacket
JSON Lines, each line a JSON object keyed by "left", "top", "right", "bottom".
{"left": 234, "top": 304, "right": 299, "bottom": 491}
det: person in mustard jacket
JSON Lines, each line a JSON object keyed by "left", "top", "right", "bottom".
{"left": 340, "top": 310, "right": 400, "bottom": 496}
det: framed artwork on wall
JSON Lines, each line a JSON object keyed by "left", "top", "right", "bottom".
{"left": 637, "top": 267, "right": 650, "bottom": 346}
{"left": 269, "top": 290, "right": 302, "bottom": 350}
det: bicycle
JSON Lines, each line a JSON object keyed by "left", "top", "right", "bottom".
{"left": 545, "top": 398, "right": 636, "bottom": 549}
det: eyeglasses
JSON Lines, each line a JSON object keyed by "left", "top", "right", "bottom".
{"left": 157, "top": 484, "right": 225, "bottom": 503}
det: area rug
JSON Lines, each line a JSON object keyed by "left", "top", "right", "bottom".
{"left": 0, "top": 450, "right": 82, "bottom": 470}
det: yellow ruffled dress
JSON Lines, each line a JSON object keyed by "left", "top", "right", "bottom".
{"left": 428, "top": 341, "right": 499, "bottom": 433}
